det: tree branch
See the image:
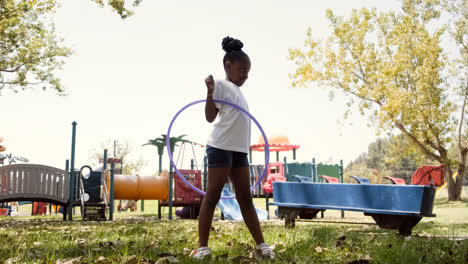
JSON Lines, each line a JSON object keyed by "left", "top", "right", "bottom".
{"left": 458, "top": 89, "right": 467, "bottom": 151}
{"left": 0, "top": 54, "right": 58, "bottom": 73}
{"left": 0, "top": 81, "right": 45, "bottom": 86}
{"left": 394, "top": 121, "right": 442, "bottom": 162}
{"left": 335, "top": 80, "right": 381, "bottom": 106}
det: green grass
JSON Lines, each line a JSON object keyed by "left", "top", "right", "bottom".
{"left": 0, "top": 216, "right": 466, "bottom": 263}
{"left": 1, "top": 189, "right": 467, "bottom": 263}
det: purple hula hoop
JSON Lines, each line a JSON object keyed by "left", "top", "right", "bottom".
{"left": 166, "top": 99, "right": 270, "bottom": 199}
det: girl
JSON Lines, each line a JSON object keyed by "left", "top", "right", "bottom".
{"left": 190, "top": 36, "right": 274, "bottom": 260}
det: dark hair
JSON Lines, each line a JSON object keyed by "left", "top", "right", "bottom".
{"left": 222, "top": 36, "right": 249, "bottom": 65}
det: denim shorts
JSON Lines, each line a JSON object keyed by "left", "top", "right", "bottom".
{"left": 206, "top": 145, "right": 249, "bottom": 168}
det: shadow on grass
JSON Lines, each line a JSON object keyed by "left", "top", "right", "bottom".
{"left": 434, "top": 197, "right": 468, "bottom": 207}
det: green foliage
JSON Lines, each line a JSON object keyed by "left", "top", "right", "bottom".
{"left": 0, "top": 0, "right": 71, "bottom": 95}
{"left": 91, "top": 0, "right": 142, "bottom": 19}
{"left": 0, "top": 0, "right": 141, "bottom": 95}
{"left": 345, "top": 134, "right": 436, "bottom": 183}
{"left": 88, "top": 139, "right": 146, "bottom": 174}
{"left": 290, "top": 0, "right": 467, "bottom": 200}
{"left": 143, "top": 134, "right": 189, "bottom": 154}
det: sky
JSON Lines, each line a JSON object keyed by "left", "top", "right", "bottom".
{"left": 1, "top": 0, "right": 402, "bottom": 175}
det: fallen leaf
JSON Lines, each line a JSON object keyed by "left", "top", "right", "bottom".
{"left": 113, "top": 238, "right": 123, "bottom": 247}
{"left": 96, "top": 256, "right": 111, "bottom": 264}
{"left": 75, "top": 238, "right": 86, "bottom": 249}
{"left": 55, "top": 257, "right": 82, "bottom": 264}
{"left": 5, "top": 257, "right": 18, "bottom": 264}
{"left": 126, "top": 255, "right": 138, "bottom": 264}
{"left": 155, "top": 256, "right": 179, "bottom": 264}
{"left": 167, "top": 256, "right": 179, "bottom": 263}
{"left": 183, "top": 248, "right": 191, "bottom": 255}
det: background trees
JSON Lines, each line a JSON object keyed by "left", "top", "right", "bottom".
{"left": 290, "top": 0, "right": 466, "bottom": 200}
{"left": 88, "top": 139, "right": 146, "bottom": 175}
{"left": 0, "top": 0, "right": 140, "bottom": 95}
{"left": 344, "top": 135, "right": 436, "bottom": 184}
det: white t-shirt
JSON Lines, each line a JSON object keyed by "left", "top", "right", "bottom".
{"left": 206, "top": 79, "right": 251, "bottom": 153}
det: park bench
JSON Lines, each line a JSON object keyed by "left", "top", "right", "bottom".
{"left": 270, "top": 182, "right": 436, "bottom": 235}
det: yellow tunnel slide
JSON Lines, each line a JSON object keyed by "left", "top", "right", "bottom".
{"left": 105, "top": 171, "right": 169, "bottom": 200}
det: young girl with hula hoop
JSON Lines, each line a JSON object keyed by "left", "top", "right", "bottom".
{"left": 190, "top": 36, "right": 274, "bottom": 260}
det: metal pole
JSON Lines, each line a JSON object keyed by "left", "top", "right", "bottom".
{"left": 339, "top": 160, "right": 344, "bottom": 183}
{"left": 283, "top": 156, "right": 288, "bottom": 181}
{"left": 68, "top": 171, "right": 75, "bottom": 221}
{"left": 64, "top": 160, "right": 69, "bottom": 221}
{"left": 65, "top": 160, "right": 69, "bottom": 174}
{"left": 109, "top": 162, "right": 115, "bottom": 221}
{"left": 169, "top": 164, "right": 173, "bottom": 220}
{"left": 293, "top": 149, "right": 296, "bottom": 160}
{"left": 103, "top": 149, "right": 108, "bottom": 170}
{"left": 312, "top": 158, "right": 317, "bottom": 182}
{"left": 158, "top": 152, "right": 163, "bottom": 219}
{"left": 276, "top": 152, "right": 279, "bottom": 162}
{"left": 68, "top": 121, "right": 77, "bottom": 221}
{"left": 340, "top": 160, "right": 344, "bottom": 219}
{"left": 70, "top": 122, "right": 76, "bottom": 174}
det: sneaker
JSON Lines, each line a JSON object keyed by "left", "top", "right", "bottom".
{"left": 257, "top": 243, "right": 275, "bottom": 259}
{"left": 190, "top": 246, "right": 211, "bottom": 260}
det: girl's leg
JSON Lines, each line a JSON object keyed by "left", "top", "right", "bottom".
{"left": 198, "top": 167, "right": 230, "bottom": 247}
{"left": 229, "top": 166, "right": 265, "bottom": 245}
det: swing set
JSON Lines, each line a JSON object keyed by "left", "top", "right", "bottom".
{"left": 158, "top": 140, "right": 206, "bottom": 219}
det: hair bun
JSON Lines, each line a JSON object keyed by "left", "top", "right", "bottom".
{"left": 222, "top": 36, "right": 243, "bottom": 53}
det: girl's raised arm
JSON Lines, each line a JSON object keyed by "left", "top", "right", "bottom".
{"left": 205, "top": 75, "right": 218, "bottom": 123}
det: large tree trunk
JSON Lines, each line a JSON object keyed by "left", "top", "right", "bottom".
{"left": 447, "top": 164, "right": 465, "bottom": 201}
{"left": 448, "top": 149, "right": 467, "bottom": 201}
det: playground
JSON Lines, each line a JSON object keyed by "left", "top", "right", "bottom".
{"left": 1, "top": 0, "right": 468, "bottom": 263}
{"left": 0, "top": 125, "right": 467, "bottom": 263}
{"left": 0, "top": 188, "right": 466, "bottom": 263}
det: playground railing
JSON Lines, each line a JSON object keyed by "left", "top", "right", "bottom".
{"left": 0, "top": 164, "right": 70, "bottom": 205}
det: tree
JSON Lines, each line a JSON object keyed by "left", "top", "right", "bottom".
{"left": 366, "top": 138, "right": 390, "bottom": 172}
{"left": 142, "top": 137, "right": 165, "bottom": 175}
{"left": 143, "top": 134, "right": 189, "bottom": 174}
{"left": 1, "top": 1, "right": 71, "bottom": 95}
{"left": 385, "top": 134, "right": 435, "bottom": 182}
{"left": 88, "top": 139, "right": 146, "bottom": 175}
{"left": 1, "top": 0, "right": 141, "bottom": 95}
{"left": 289, "top": 0, "right": 466, "bottom": 200}
{"left": 442, "top": 0, "right": 468, "bottom": 197}
{"left": 91, "top": 0, "right": 143, "bottom": 19}
{"left": 345, "top": 134, "right": 435, "bottom": 183}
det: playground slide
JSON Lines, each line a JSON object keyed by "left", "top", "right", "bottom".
{"left": 436, "top": 171, "right": 458, "bottom": 195}
{"left": 105, "top": 171, "right": 169, "bottom": 200}
{"left": 217, "top": 186, "right": 268, "bottom": 221}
